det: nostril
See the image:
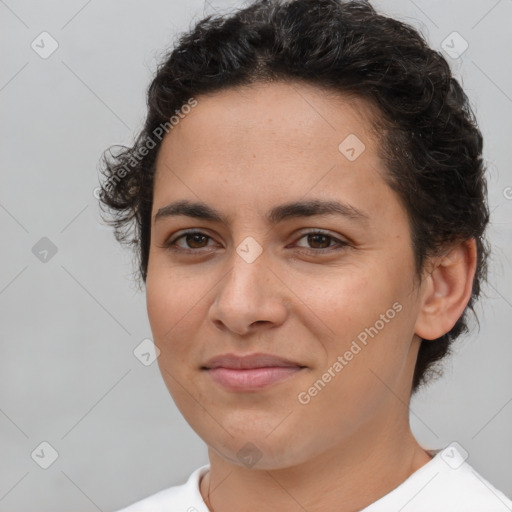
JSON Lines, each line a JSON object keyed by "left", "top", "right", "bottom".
{"left": 251, "top": 320, "right": 268, "bottom": 326}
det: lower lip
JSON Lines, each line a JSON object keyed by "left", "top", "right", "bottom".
{"left": 205, "top": 367, "right": 304, "bottom": 391}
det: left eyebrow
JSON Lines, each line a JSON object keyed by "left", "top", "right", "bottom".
{"left": 268, "top": 199, "right": 369, "bottom": 225}
{"left": 154, "top": 198, "right": 370, "bottom": 226}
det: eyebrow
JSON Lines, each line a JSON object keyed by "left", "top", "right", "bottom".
{"left": 154, "top": 199, "right": 369, "bottom": 226}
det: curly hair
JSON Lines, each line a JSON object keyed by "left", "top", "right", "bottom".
{"left": 98, "top": 0, "right": 490, "bottom": 394}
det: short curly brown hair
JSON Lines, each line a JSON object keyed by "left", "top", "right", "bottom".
{"left": 98, "top": 0, "right": 490, "bottom": 394}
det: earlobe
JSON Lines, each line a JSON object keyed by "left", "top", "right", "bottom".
{"left": 414, "top": 239, "right": 477, "bottom": 341}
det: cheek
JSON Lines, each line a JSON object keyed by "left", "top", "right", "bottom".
{"left": 146, "top": 274, "right": 203, "bottom": 410}
{"left": 291, "top": 264, "right": 396, "bottom": 338}
{"left": 146, "top": 250, "right": 209, "bottom": 325}
{"left": 145, "top": 264, "right": 202, "bottom": 357}
{"left": 292, "top": 261, "right": 414, "bottom": 383}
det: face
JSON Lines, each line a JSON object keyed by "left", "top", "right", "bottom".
{"left": 146, "top": 81, "right": 425, "bottom": 470}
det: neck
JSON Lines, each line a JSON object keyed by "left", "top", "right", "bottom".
{"left": 200, "top": 407, "right": 432, "bottom": 512}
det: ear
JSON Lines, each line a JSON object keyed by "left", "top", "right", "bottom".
{"left": 414, "top": 239, "right": 477, "bottom": 341}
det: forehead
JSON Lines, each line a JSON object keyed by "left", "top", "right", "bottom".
{"left": 152, "top": 81, "right": 396, "bottom": 225}
{"left": 157, "top": 80, "right": 380, "bottom": 156}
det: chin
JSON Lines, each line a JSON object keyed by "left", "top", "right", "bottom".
{"left": 207, "top": 438, "right": 305, "bottom": 470}
{"left": 193, "top": 415, "right": 318, "bottom": 470}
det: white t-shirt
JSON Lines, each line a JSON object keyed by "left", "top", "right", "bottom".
{"left": 114, "top": 445, "right": 512, "bottom": 512}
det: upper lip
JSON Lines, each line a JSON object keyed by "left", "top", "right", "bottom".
{"left": 202, "top": 353, "right": 305, "bottom": 370}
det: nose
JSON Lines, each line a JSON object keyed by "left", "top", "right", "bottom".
{"left": 208, "top": 248, "right": 289, "bottom": 336}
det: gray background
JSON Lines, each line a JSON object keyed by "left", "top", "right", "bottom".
{"left": 1, "top": 0, "right": 511, "bottom": 510}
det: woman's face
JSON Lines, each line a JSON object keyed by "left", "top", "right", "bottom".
{"left": 146, "top": 81, "right": 426, "bottom": 469}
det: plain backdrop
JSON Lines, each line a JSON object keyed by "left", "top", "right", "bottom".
{"left": 1, "top": 0, "right": 511, "bottom": 510}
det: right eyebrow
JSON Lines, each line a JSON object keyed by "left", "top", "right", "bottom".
{"left": 154, "top": 200, "right": 226, "bottom": 224}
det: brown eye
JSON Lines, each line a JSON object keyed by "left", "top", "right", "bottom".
{"left": 184, "top": 233, "right": 209, "bottom": 249}
{"left": 163, "top": 231, "right": 216, "bottom": 252}
{"left": 294, "top": 231, "right": 349, "bottom": 254}
{"left": 306, "top": 233, "right": 332, "bottom": 249}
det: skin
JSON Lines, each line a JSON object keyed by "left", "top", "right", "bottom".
{"left": 145, "top": 81, "right": 477, "bottom": 512}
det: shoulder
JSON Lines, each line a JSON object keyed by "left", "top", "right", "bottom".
{"left": 435, "top": 458, "right": 512, "bottom": 511}
{"left": 113, "top": 465, "right": 210, "bottom": 512}
{"left": 364, "top": 445, "right": 512, "bottom": 512}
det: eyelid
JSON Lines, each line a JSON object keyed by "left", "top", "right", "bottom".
{"left": 293, "top": 228, "right": 346, "bottom": 243}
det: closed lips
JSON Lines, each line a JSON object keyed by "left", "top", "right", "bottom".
{"left": 201, "top": 353, "right": 307, "bottom": 391}
{"left": 202, "top": 353, "right": 306, "bottom": 369}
